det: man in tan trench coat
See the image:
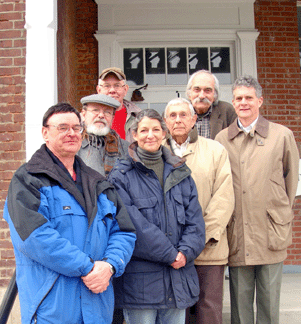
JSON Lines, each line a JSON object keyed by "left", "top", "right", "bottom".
{"left": 163, "top": 98, "right": 235, "bottom": 324}
{"left": 215, "top": 75, "right": 299, "bottom": 324}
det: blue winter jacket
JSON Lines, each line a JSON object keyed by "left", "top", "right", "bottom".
{"left": 3, "top": 144, "right": 136, "bottom": 324}
{"left": 108, "top": 144, "right": 205, "bottom": 310}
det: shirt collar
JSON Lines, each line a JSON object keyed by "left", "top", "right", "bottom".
{"left": 170, "top": 136, "right": 190, "bottom": 157}
{"left": 238, "top": 116, "right": 259, "bottom": 134}
{"left": 197, "top": 105, "right": 212, "bottom": 119}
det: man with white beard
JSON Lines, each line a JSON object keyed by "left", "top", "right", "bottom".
{"left": 186, "top": 70, "right": 236, "bottom": 139}
{"left": 78, "top": 94, "right": 129, "bottom": 177}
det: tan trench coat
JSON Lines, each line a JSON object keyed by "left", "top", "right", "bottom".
{"left": 215, "top": 115, "right": 299, "bottom": 267}
{"left": 164, "top": 132, "right": 235, "bottom": 265}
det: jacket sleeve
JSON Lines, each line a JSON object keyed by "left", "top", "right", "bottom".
{"left": 5, "top": 169, "right": 94, "bottom": 277}
{"left": 108, "top": 171, "right": 179, "bottom": 265}
{"left": 203, "top": 145, "right": 235, "bottom": 243}
{"left": 283, "top": 130, "right": 299, "bottom": 206}
{"left": 176, "top": 176, "right": 206, "bottom": 263}
{"left": 99, "top": 187, "right": 136, "bottom": 277}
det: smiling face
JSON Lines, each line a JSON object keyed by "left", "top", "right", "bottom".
{"left": 96, "top": 74, "right": 129, "bottom": 107}
{"left": 165, "top": 103, "right": 197, "bottom": 145}
{"left": 133, "top": 117, "right": 166, "bottom": 152}
{"left": 232, "top": 86, "right": 263, "bottom": 127}
{"left": 42, "top": 112, "right": 82, "bottom": 160}
{"left": 188, "top": 73, "right": 216, "bottom": 114}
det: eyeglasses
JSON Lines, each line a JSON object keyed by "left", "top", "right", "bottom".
{"left": 46, "top": 124, "right": 84, "bottom": 134}
{"left": 85, "top": 108, "right": 114, "bottom": 117}
{"left": 98, "top": 83, "right": 126, "bottom": 91}
{"left": 166, "top": 112, "right": 191, "bottom": 121}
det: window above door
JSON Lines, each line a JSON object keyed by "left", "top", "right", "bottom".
{"left": 124, "top": 46, "right": 232, "bottom": 87}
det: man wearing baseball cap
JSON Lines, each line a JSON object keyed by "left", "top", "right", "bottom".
{"left": 78, "top": 93, "right": 130, "bottom": 177}
{"left": 96, "top": 67, "right": 141, "bottom": 143}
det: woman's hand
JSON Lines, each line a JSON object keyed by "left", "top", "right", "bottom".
{"left": 171, "top": 252, "right": 187, "bottom": 269}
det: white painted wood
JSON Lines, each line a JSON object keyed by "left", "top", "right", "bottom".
{"left": 94, "top": 1, "right": 258, "bottom": 108}
{"left": 25, "top": 0, "right": 58, "bottom": 160}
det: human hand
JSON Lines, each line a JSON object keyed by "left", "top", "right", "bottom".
{"left": 171, "top": 252, "right": 186, "bottom": 269}
{"left": 81, "top": 261, "right": 112, "bottom": 294}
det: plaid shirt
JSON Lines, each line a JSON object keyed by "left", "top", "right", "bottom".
{"left": 195, "top": 106, "right": 212, "bottom": 138}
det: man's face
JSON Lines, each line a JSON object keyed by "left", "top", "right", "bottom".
{"left": 232, "top": 86, "right": 263, "bottom": 126}
{"left": 164, "top": 104, "right": 197, "bottom": 144}
{"left": 42, "top": 112, "right": 82, "bottom": 160}
{"left": 96, "top": 74, "right": 129, "bottom": 106}
{"left": 81, "top": 102, "right": 115, "bottom": 136}
{"left": 188, "top": 73, "right": 216, "bottom": 114}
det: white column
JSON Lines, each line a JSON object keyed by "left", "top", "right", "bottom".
{"left": 25, "top": 0, "right": 58, "bottom": 160}
{"left": 94, "top": 33, "right": 120, "bottom": 74}
{"left": 237, "top": 31, "right": 260, "bottom": 78}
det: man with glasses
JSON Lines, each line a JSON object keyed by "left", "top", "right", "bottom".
{"left": 186, "top": 70, "right": 236, "bottom": 139}
{"left": 163, "top": 98, "right": 234, "bottom": 324}
{"left": 4, "top": 103, "right": 136, "bottom": 323}
{"left": 96, "top": 67, "right": 141, "bottom": 142}
{"left": 78, "top": 93, "right": 130, "bottom": 177}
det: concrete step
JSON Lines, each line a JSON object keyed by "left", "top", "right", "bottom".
{"left": 222, "top": 273, "right": 301, "bottom": 324}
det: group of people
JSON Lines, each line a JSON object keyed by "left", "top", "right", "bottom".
{"left": 4, "top": 67, "right": 299, "bottom": 324}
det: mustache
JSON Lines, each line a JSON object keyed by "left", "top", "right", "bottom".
{"left": 93, "top": 118, "right": 107, "bottom": 126}
{"left": 193, "top": 97, "right": 212, "bottom": 105}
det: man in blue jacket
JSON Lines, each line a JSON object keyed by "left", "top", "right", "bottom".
{"left": 3, "top": 103, "right": 136, "bottom": 324}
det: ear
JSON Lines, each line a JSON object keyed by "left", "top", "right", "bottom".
{"left": 258, "top": 97, "right": 263, "bottom": 108}
{"left": 42, "top": 127, "right": 49, "bottom": 143}
{"left": 192, "top": 113, "right": 197, "bottom": 123}
{"left": 124, "top": 84, "right": 129, "bottom": 95}
{"left": 162, "top": 131, "right": 167, "bottom": 139}
{"left": 132, "top": 130, "right": 138, "bottom": 142}
{"left": 96, "top": 85, "right": 101, "bottom": 94}
{"left": 80, "top": 109, "right": 86, "bottom": 122}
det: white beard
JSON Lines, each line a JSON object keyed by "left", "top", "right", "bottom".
{"left": 86, "top": 123, "right": 110, "bottom": 136}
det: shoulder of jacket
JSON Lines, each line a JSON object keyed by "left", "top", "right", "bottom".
{"left": 110, "top": 158, "right": 134, "bottom": 176}
{"left": 123, "top": 99, "right": 141, "bottom": 113}
{"left": 214, "top": 100, "right": 234, "bottom": 110}
{"left": 199, "top": 136, "right": 226, "bottom": 152}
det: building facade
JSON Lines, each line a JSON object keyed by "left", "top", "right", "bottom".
{"left": 0, "top": 0, "right": 300, "bottom": 303}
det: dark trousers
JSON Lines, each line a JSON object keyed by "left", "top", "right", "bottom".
{"left": 186, "top": 265, "right": 225, "bottom": 324}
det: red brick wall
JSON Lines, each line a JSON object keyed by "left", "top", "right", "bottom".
{"left": 255, "top": 0, "right": 301, "bottom": 265}
{"left": 75, "top": 0, "right": 98, "bottom": 110}
{"left": 0, "top": 0, "right": 26, "bottom": 286}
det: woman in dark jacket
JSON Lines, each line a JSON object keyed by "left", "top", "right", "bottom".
{"left": 108, "top": 109, "right": 205, "bottom": 324}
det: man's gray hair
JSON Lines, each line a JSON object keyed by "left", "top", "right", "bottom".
{"left": 164, "top": 98, "right": 195, "bottom": 118}
{"left": 232, "top": 75, "right": 263, "bottom": 98}
{"left": 186, "top": 70, "right": 219, "bottom": 105}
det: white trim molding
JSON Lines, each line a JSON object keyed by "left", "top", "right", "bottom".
{"left": 25, "top": 0, "right": 58, "bottom": 160}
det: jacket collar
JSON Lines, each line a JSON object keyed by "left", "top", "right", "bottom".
{"left": 128, "top": 141, "right": 186, "bottom": 169}
{"left": 165, "top": 126, "right": 198, "bottom": 147}
{"left": 228, "top": 115, "right": 269, "bottom": 140}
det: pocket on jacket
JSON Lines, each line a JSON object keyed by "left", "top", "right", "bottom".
{"left": 123, "top": 261, "right": 164, "bottom": 304}
{"left": 267, "top": 170, "right": 290, "bottom": 210}
{"left": 227, "top": 214, "right": 238, "bottom": 257}
{"left": 173, "top": 194, "right": 185, "bottom": 225}
{"left": 267, "top": 208, "right": 293, "bottom": 251}
{"left": 132, "top": 196, "right": 160, "bottom": 227}
{"left": 53, "top": 196, "right": 87, "bottom": 242}
{"left": 181, "top": 265, "right": 199, "bottom": 298}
